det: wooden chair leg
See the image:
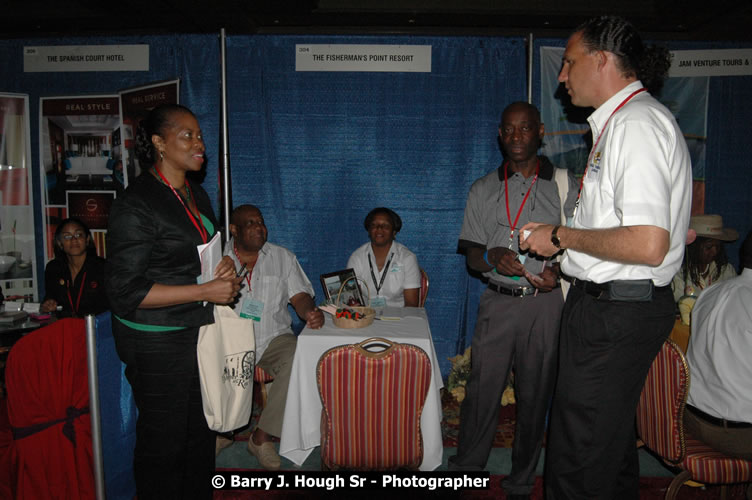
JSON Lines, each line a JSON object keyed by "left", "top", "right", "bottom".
{"left": 666, "top": 470, "right": 692, "bottom": 500}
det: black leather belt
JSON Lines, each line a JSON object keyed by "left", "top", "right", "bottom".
{"left": 488, "top": 282, "right": 536, "bottom": 297}
{"left": 570, "top": 278, "right": 608, "bottom": 298}
{"left": 569, "top": 277, "right": 669, "bottom": 301}
{"left": 686, "top": 404, "right": 752, "bottom": 429}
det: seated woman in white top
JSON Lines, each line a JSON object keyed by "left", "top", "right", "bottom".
{"left": 347, "top": 207, "right": 421, "bottom": 307}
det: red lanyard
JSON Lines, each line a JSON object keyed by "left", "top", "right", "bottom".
{"left": 153, "top": 167, "right": 208, "bottom": 244}
{"left": 233, "top": 246, "right": 252, "bottom": 291}
{"left": 504, "top": 159, "right": 540, "bottom": 247}
{"left": 66, "top": 271, "right": 86, "bottom": 317}
{"left": 576, "top": 87, "right": 647, "bottom": 205}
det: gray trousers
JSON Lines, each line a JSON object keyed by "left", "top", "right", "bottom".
{"left": 684, "top": 409, "right": 752, "bottom": 461}
{"left": 256, "top": 333, "right": 297, "bottom": 437}
{"left": 449, "top": 287, "right": 563, "bottom": 496}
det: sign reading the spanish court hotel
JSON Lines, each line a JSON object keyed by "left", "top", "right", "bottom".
{"left": 23, "top": 45, "right": 149, "bottom": 72}
{"left": 295, "top": 45, "right": 431, "bottom": 72}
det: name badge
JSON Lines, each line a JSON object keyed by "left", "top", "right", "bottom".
{"left": 390, "top": 264, "right": 402, "bottom": 273}
{"left": 371, "top": 296, "right": 387, "bottom": 308}
{"left": 240, "top": 298, "right": 264, "bottom": 321}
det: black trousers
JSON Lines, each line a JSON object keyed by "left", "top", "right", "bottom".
{"left": 114, "top": 321, "right": 215, "bottom": 500}
{"left": 544, "top": 285, "right": 674, "bottom": 500}
{"left": 450, "top": 288, "right": 563, "bottom": 496}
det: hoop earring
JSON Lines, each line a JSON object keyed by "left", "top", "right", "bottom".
{"left": 159, "top": 150, "right": 164, "bottom": 161}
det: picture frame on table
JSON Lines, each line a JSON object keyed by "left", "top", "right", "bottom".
{"left": 320, "top": 269, "right": 365, "bottom": 306}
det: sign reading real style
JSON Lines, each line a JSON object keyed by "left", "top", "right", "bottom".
{"left": 24, "top": 45, "right": 149, "bottom": 72}
{"left": 669, "top": 49, "right": 752, "bottom": 77}
{"left": 295, "top": 44, "right": 431, "bottom": 72}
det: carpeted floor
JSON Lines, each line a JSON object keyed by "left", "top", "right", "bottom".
{"left": 214, "top": 388, "right": 748, "bottom": 498}
{"left": 441, "top": 389, "right": 516, "bottom": 448}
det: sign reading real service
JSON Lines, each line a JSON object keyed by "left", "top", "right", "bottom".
{"left": 24, "top": 45, "right": 149, "bottom": 72}
{"left": 296, "top": 44, "right": 431, "bottom": 72}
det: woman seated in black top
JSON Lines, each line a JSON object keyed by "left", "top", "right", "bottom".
{"left": 40, "top": 217, "right": 108, "bottom": 317}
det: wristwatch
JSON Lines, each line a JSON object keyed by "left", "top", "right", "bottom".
{"left": 551, "top": 225, "right": 562, "bottom": 249}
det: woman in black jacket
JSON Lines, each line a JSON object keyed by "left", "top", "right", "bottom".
{"left": 106, "top": 104, "right": 241, "bottom": 499}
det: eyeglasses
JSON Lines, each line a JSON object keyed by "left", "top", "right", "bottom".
{"left": 61, "top": 232, "right": 85, "bottom": 241}
{"left": 369, "top": 223, "right": 393, "bottom": 230}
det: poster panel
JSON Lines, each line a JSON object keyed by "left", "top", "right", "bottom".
{"left": 119, "top": 80, "right": 179, "bottom": 186}
{"left": 0, "top": 94, "right": 38, "bottom": 300}
{"left": 539, "top": 46, "right": 709, "bottom": 181}
{"left": 39, "top": 95, "right": 122, "bottom": 262}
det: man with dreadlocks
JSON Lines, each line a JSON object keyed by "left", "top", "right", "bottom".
{"left": 520, "top": 15, "right": 692, "bottom": 498}
{"left": 672, "top": 214, "right": 738, "bottom": 303}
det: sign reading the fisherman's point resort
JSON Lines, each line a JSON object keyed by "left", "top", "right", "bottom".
{"left": 23, "top": 45, "right": 149, "bottom": 72}
{"left": 295, "top": 44, "right": 431, "bottom": 72}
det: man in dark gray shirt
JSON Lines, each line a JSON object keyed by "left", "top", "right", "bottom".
{"left": 449, "top": 102, "right": 577, "bottom": 500}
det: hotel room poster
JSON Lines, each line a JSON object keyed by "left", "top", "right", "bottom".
{"left": 0, "top": 93, "right": 38, "bottom": 301}
{"left": 119, "top": 79, "right": 179, "bottom": 186}
{"left": 39, "top": 95, "right": 121, "bottom": 262}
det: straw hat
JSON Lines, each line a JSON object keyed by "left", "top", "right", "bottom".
{"left": 689, "top": 214, "right": 738, "bottom": 242}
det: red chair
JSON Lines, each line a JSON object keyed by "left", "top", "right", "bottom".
{"left": 6, "top": 318, "right": 95, "bottom": 499}
{"left": 636, "top": 339, "right": 752, "bottom": 499}
{"left": 418, "top": 267, "right": 429, "bottom": 307}
{"left": 317, "top": 337, "right": 431, "bottom": 470}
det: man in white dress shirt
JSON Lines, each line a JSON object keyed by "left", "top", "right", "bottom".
{"left": 685, "top": 230, "right": 752, "bottom": 461}
{"left": 520, "top": 15, "right": 692, "bottom": 499}
{"left": 224, "top": 204, "right": 324, "bottom": 470}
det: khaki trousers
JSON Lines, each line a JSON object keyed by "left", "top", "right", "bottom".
{"left": 256, "top": 333, "right": 297, "bottom": 437}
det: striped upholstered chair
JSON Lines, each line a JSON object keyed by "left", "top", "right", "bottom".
{"left": 317, "top": 337, "right": 432, "bottom": 470}
{"left": 418, "top": 268, "right": 429, "bottom": 307}
{"left": 636, "top": 339, "right": 752, "bottom": 499}
{"left": 253, "top": 366, "right": 274, "bottom": 410}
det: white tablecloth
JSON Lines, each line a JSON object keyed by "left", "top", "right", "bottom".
{"left": 279, "top": 307, "right": 444, "bottom": 471}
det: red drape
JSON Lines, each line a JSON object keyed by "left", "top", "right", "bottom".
{"left": 6, "top": 318, "right": 94, "bottom": 499}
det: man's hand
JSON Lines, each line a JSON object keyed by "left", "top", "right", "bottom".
{"left": 488, "top": 247, "right": 525, "bottom": 276}
{"left": 519, "top": 222, "right": 559, "bottom": 257}
{"left": 304, "top": 307, "right": 325, "bottom": 329}
{"left": 291, "top": 292, "right": 324, "bottom": 329}
{"left": 524, "top": 265, "right": 558, "bottom": 292}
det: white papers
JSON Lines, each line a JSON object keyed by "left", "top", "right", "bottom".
{"left": 197, "top": 231, "right": 223, "bottom": 306}
{"left": 197, "top": 231, "right": 222, "bottom": 285}
{"left": 23, "top": 302, "right": 41, "bottom": 313}
{"left": 4, "top": 301, "right": 24, "bottom": 312}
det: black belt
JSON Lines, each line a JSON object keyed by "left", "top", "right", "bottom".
{"left": 569, "top": 278, "right": 608, "bottom": 297}
{"left": 488, "top": 282, "right": 536, "bottom": 297}
{"left": 686, "top": 405, "right": 752, "bottom": 429}
{"left": 569, "top": 277, "right": 669, "bottom": 301}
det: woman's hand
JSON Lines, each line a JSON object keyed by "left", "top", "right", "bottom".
{"left": 213, "top": 255, "right": 237, "bottom": 280}
{"left": 40, "top": 298, "right": 58, "bottom": 313}
{"left": 201, "top": 276, "right": 242, "bottom": 304}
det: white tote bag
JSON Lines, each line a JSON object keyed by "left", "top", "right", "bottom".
{"left": 197, "top": 304, "right": 255, "bottom": 432}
